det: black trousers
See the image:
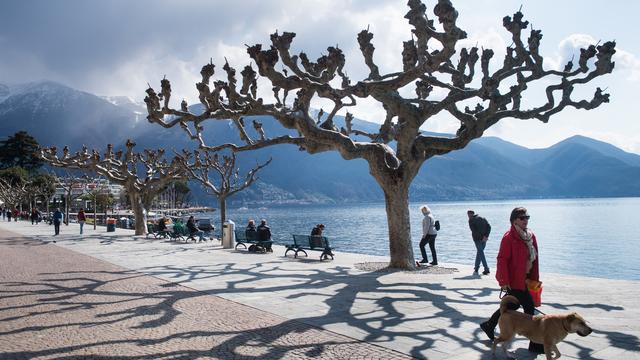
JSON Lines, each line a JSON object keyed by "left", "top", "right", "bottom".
{"left": 486, "top": 288, "right": 544, "bottom": 352}
{"left": 419, "top": 234, "right": 437, "bottom": 263}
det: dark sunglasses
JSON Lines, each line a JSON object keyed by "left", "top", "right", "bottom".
{"left": 518, "top": 215, "right": 530, "bottom": 220}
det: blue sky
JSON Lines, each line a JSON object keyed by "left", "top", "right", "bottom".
{"left": 1, "top": 0, "right": 638, "bottom": 153}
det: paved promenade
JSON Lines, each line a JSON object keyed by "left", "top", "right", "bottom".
{"left": 0, "top": 220, "right": 638, "bottom": 359}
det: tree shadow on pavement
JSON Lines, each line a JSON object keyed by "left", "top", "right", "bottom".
{"left": 0, "top": 235, "right": 635, "bottom": 359}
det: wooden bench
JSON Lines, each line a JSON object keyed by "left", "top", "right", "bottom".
{"left": 285, "top": 235, "right": 334, "bottom": 260}
{"left": 234, "top": 229, "right": 273, "bottom": 253}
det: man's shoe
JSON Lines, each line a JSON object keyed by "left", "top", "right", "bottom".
{"left": 430, "top": 261, "right": 438, "bottom": 266}
{"left": 480, "top": 321, "right": 494, "bottom": 340}
{"left": 419, "top": 259, "right": 429, "bottom": 264}
{"left": 473, "top": 270, "right": 479, "bottom": 275}
{"left": 482, "top": 269, "right": 490, "bottom": 275}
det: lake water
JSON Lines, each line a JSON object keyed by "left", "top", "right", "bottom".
{"left": 206, "top": 197, "right": 640, "bottom": 281}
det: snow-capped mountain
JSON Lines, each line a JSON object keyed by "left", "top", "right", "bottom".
{"left": 101, "top": 95, "right": 147, "bottom": 122}
{"left": 0, "top": 81, "right": 142, "bottom": 147}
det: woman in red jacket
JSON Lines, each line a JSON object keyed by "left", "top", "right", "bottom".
{"left": 479, "top": 207, "right": 544, "bottom": 354}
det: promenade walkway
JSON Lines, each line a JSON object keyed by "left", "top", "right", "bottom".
{"left": 0, "top": 220, "right": 638, "bottom": 359}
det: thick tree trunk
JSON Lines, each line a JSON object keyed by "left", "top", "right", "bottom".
{"left": 382, "top": 183, "right": 416, "bottom": 269}
{"left": 219, "top": 196, "right": 227, "bottom": 236}
{"left": 128, "top": 191, "right": 147, "bottom": 236}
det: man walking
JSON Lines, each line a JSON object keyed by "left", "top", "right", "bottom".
{"left": 468, "top": 210, "right": 491, "bottom": 275}
{"left": 53, "top": 208, "right": 63, "bottom": 236}
{"left": 77, "top": 208, "right": 87, "bottom": 234}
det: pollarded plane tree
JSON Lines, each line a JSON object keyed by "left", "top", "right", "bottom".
{"left": 41, "top": 140, "right": 186, "bottom": 235}
{"left": 54, "top": 172, "right": 90, "bottom": 225}
{"left": 144, "top": 0, "right": 615, "bottom": 269}
{"left": 27, "top": 172, "right": 57, "bottom": 213}
{"left": 0, "top": 177, "right": 28, "bottom": 211}
{"left": 177, "top": 150, "right": 271, "bottom": 235}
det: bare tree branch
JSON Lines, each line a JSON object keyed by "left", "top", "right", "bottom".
{"left": 143, "top": 1, "right": 615, "bottom": 269}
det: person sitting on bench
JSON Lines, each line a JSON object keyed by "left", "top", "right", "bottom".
{"left": 311, "top": 223, "right": 325, "bottom": 236}
{"left": 186, "top": 216, "right": 205, "bottom": 242}
{"left": 246, "top": 219, "right": 257, "bottom": 236}
{"left": 158, "top": 217, "right": 168, "bottom": 232}
{"left": 257, "top": 219, "right": 273, "bottom": 252}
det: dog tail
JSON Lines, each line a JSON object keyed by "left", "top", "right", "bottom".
{"left": 499, "top": 295, "right": 520, "bottom": 315}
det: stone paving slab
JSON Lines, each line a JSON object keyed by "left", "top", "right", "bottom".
{"left": 1, "top": 220, "right": 639, "bottom": 359}
{"left": 0, "top": 230, "right": 410, "bottom": 359}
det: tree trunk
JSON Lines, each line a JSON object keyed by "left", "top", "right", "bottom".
{"left": 64, "top": 194, "right": 70, "bottom": 225}
{"left": 382, "top": 183, "right": 416, "bottom": 269}
{"left": 219, "top": 196, "right": 227, "bottom": 237}
{"left": 128, "top": 191, "right": 147, "bottom": 236}
{"left": 93, "top": 197, "right": 97, "bottom": 230}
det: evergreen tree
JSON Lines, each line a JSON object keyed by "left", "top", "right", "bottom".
{"left": 0, "top": 131, "right": 44, "bottom": 172}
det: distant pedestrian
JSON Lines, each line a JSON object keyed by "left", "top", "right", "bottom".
{"left": 13, "top": 208, "right": 19, "bottom": 222}
{"left": 418, "top": 205, "right": 438, "bottom": 265}
{"left": 31, "top": 209, "right": 39, "bottom": 225}
{"left": 468, "top": 210, "right": 492, "bottom": 275}
{"left": 53, "top": 208, "right": 63, "bottom": 236}
{"left": 6, "top": 208, "right": 12, "bottom": 222}
{"left": 77, "top": 208, "right": 86, "bottom": 234}
{"left": 1, "top": 207, "right": 4, "bottom": 220}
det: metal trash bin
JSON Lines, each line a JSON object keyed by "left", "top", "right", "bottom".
{"left": 222, "top": 220, "right": 235, "bottom": 248}
{"left": 106, "top": 218, "right": 117, "bottom": 232}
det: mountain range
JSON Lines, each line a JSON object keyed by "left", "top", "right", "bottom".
{"left": 2, "top": 80, "right": 640, "bottom": 204}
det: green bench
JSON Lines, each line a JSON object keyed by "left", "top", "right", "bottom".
{"left": 285, "top": 235, "right": 334, "bottom": 260}
{"left": 234, "top": 229, "right": 273, "bottom": 253}
{"left": 146, "top": 223, "right": 170, "bottom": 239}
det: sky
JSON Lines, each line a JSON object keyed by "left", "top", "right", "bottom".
{"left": 1, "top": 0, "right": 639, "bottom": 153}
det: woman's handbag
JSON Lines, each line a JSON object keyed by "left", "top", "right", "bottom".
{"left": 526, "top": 279, "right": 543, "bottom": 307}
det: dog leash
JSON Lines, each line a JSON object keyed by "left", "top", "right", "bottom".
{"left": 499, "top": 289, "right": 547, "bottom": 315}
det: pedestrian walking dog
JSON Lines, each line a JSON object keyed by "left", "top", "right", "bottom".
{"left": 492, "top": 295, "right": 592, "bottom": 359}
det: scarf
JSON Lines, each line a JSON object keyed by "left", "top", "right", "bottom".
{"left": 514, "top": 224, "right": 537, "bottom": 273}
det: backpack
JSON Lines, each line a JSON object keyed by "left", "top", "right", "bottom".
{"left": 434, "top": 220, "right": 441, "bottom": 231}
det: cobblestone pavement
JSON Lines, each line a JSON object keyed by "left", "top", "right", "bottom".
{"left": 0, "top": 231, "right": 412, "bottom": 359}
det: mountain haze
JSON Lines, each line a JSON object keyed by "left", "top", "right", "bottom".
{"left": 2, "top": 80, "right": 639, "bottom": 204}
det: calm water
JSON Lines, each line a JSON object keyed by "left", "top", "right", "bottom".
{"left": 207, "top": 198, "right": 640, "bottom": 281}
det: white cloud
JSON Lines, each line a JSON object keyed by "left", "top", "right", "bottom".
{"left": 545, "top": 34, "right": 640, "bottom": 81}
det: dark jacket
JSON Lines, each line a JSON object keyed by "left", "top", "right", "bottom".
{"left": 469, "top": 214, "right": 491, "bottom": 241}
{"left": 245, "top": 224, "right": 257, "bottom": 239}
{"left": 311, "top": 226, "right": 323, "bottom": 236}
{"left": 496, "top": 225, "right": 540, "bottom": 291}
{"left": 77, "top": 210, "right": 86, "bottom": 222}
{"left": 257, "top": 224, "right": 271, "bottom": 241}
{"left": 186, "top": 218, "right": 198, "bottom": 232}
{"left": 158, "top": 218, "right": 167, "bottom": 231}
{"left": 53, "top": 210, "right": 63, "bottom": 223}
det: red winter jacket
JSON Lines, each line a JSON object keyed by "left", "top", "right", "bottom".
{"left": 495, "top": 225, "right": 539, "bottom": 291}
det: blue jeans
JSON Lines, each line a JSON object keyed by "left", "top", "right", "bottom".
{"left": 79, "top": 221, "right": 84, "bottom": 234}
{"left": 474, "top": 240, "right": 489, "bottom": 271}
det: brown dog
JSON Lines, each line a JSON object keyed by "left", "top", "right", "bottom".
{"left": 491, "top": 295, "right": 592, "bottom": 359}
